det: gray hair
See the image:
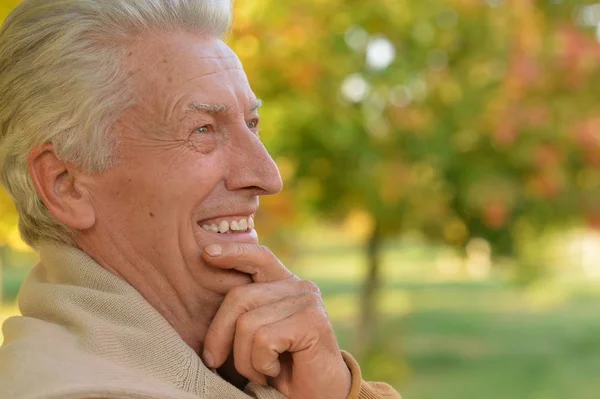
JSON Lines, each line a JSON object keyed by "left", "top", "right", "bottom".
{"left": 0, "top": 0, "right": 232, "bottom": 247}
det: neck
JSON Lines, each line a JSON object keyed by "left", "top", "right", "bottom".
{"left": 76, "top": 234, "right": 222, "bottom": 354}
{"left": 76, "top": 229, "right": 249, "bottom": 389}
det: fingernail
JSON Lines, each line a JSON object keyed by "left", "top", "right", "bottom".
{"left": 204, "top": 244, "right": 222, "bottom": 257}
{"left": 202, "top": 350, "right": 215, "bottom": 368}
{"left": 263, "top": 362, "right": 280, "bottom": 377}
{"left": 264, "top": 362, "right": 276, "bottom": 371}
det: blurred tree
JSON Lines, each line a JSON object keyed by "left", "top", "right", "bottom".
{"left": 229, "top": 0, "right": 599, "bottom": 350}
{"left": 1, "top": 0, "right": 598, "bottom": 355}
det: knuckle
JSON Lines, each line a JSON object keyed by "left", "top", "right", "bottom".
{"left": 302, "top": 291, "right": 322, "bottom": 307}
{"left": 315, "top": 294, "right": 326, "bottom": 310}
{"left": 234, "top": 243, "right": 251, "bottom": 258}
{"left": 303, "top": 280, "right": 322, "bottom": 295}
{"left": 227, "top": 284, "right": 263, "bottom": 312}
{"left": 236, "top": 313, "right": 256, "bottom": 333}
{"left": 227, "top": 285, "right": 247, "bottom": 303}
{"left": 282, "top": 272, "right": 300, "bottom": 283}
{"left": 258, "top": 244, "right": 274, "bottom": 258}
{"left": 254, "top": 328, "right": 271, "bottom": 349}
{"left": 260, "top": 362, "right": 274, "bottom": 373}
{"left": 305, "top": 302, "right": 321, "bottom": 316}
{"left": 293, "top": 279, "right": 316, "bottom": 294}
{"left": 305, "top": 301, "right": 328, "bottom": 323}
{"left": 206, "top": 322, "right": 224, "bottom": 339}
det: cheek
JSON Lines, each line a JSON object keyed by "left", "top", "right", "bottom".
{"left": 178, "top": 157, "right": 225, "bottom": 197}
{"left": 187, "top": 134, "right": 218, "bottom": 154}
{"left": 93, "top": 177, "right": 158, "bottom": 220}
{"left": 158, "top": 151, "right": 227, "bottom": 210}
{"left": 94, "top": 146, "right": 227, "bottom": 221}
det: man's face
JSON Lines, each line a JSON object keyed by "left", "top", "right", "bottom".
{"left": 81, "top": 32, "right": 282, "bottom": 296}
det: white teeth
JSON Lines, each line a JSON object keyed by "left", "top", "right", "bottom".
{"left": 218, "top": 220, "right": 230, "bottom": 234}
{"left": 201, "top": 217, "right": 254, "bottom": 233}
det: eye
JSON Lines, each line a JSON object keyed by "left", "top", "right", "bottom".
{"left": 247, "top": 119, "right": 259, "bottom": 130}
{"left": 194, "top": 125, "right": 210, "bottom": 134}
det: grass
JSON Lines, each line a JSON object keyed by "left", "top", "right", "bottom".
{"left": 3, "top": 243, "right": 600, "bottom": 398}
{"left": 294, "top": 248, "right": 600, "bottom": 399}
{"left": 395, "top": 300, "right": 600, "bottom": 399}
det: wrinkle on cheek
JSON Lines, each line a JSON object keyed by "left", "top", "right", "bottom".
{"left": 158, "top": 136, "right": 219, "bottom": 173}
{"left": 121, "top": 135, "right": 187, "bottom": 151}
{"left": 118, "top": 136, "right": 191, "bottom": 172}
{"left": 187, "top": 135, "right": 219, "bottom": 155}
{"left": 115, "top": 118, "right": 220, "bottom": 172}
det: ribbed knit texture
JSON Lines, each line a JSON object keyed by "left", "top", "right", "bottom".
{"left": 0, "top": 243, "right": 400, "bottom": 399}
{"left": 342, "top": 353, "right": 401, "bottom": 399}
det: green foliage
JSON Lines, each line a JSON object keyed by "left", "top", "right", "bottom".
{"left": 231, "top": 0, "right": 599, "bottom": 258}
{"left": 0, "top": 1, "right": 597, "bottom": 256}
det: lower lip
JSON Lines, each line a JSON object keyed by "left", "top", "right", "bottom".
{"left": 197, "top": 227, "right": 259, "bottom": 244}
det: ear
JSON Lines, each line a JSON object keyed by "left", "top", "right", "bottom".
{"left": 28, "top": 144, "right": 95, "bottom": 230}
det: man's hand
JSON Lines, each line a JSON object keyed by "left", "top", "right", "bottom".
{"left": 201, "top": 243, "right": 352, "bottom": 399}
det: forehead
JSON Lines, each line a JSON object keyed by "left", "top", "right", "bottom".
{"left": 125, "top": 32, "right": 252, "bottom": 111}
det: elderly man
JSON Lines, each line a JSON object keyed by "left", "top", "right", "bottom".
{"left": 0, "top": 1, "right": 401, "bottom": 398}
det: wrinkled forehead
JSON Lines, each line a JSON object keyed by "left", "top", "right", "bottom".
{"left": 124, "top": 32, "right": 249, "bottom": 104}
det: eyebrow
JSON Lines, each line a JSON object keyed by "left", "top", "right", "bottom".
{"left": 250, "top": 99, "right": 263, "bottom": 113}
{"left": 185, "top": 99, "right": 263, "bottom": 115}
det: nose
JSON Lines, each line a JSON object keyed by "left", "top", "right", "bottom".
{"left": 225, "top": 129, "right": 283, "bottom": 196}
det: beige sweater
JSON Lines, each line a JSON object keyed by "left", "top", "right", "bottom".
{"left": 0, "top": 244, "right": 400, "bottom": 399}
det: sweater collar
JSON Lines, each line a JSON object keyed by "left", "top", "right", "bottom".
{"left": 18, "top": 242, "right": 267, "bottom": 398}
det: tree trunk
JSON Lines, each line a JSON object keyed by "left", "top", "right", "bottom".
{"left": 357, "top": 221, "right": 382, "bottom": 357}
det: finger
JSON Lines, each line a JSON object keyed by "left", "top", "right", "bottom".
{"left": 204, "top": 279, "right": 319, "bottom": 368}
{"left": 233, "top": 294, "right": 316, "bottom": 385}
{"left": 202, "top": 243, "right": 293, "bottom": 283}
{"left": 192, "top": 266, "right": 253, "bottom": 296}
{"left": 251, "top": 300, "right": 329, "bottom": 384}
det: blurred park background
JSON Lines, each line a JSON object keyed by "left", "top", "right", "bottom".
{"left": 2, "top": 0, "right": 600, "bottom": 397}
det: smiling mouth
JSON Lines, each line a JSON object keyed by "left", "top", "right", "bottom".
{"left": 198, "top": 216, "right": 255, "bottom": 234}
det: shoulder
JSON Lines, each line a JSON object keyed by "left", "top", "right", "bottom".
{"left": 0, "top": 316, "right": 190, "bottom": 399}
